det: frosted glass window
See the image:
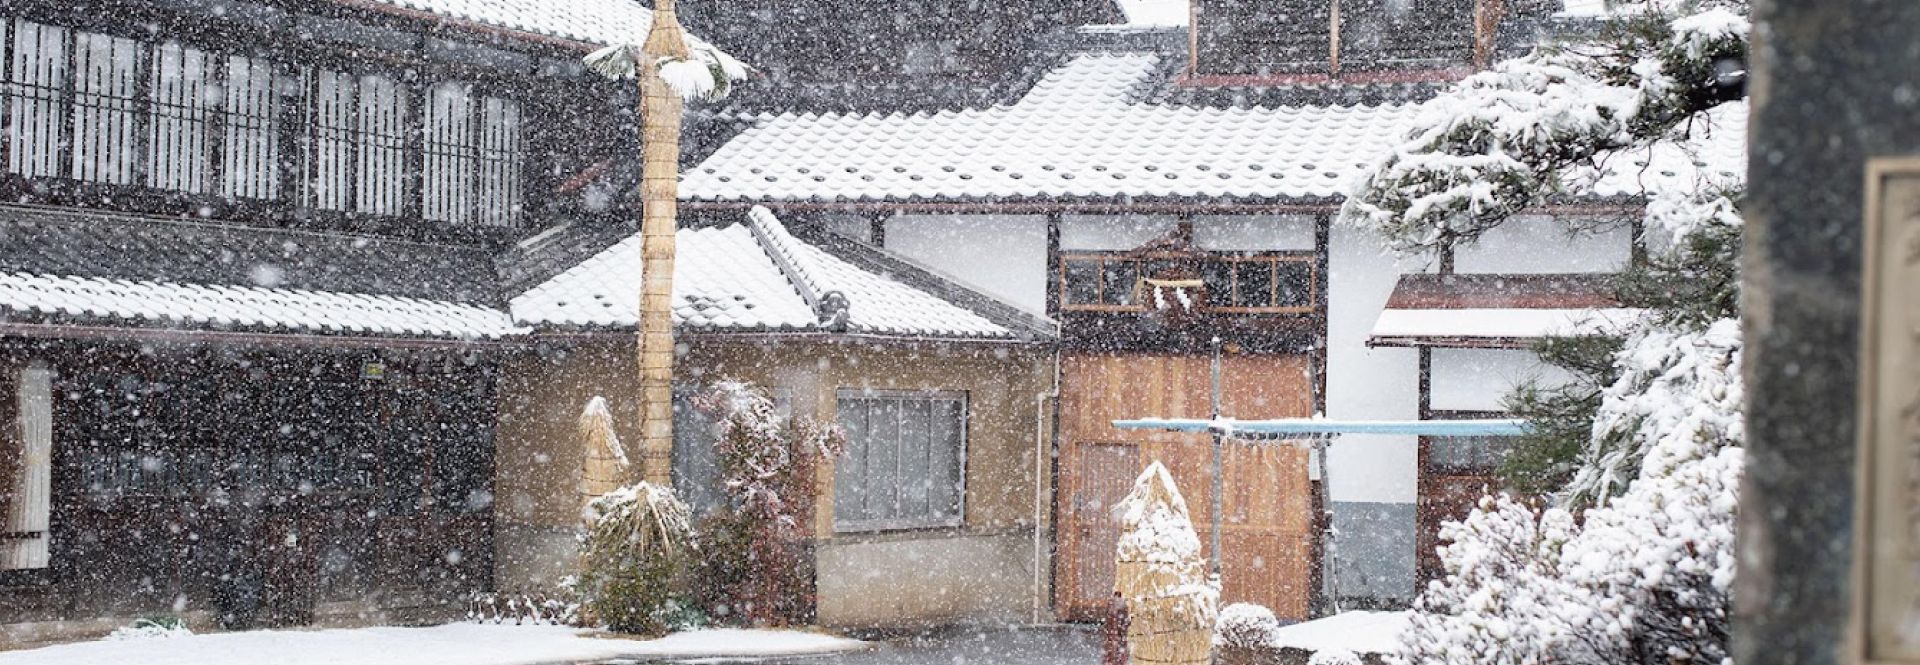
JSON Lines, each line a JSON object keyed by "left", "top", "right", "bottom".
{"left": 1, "top": 364, "right": 53, "bottom": 571}
{"left": 834, "top": 391, "right": 965, "bottom": 531}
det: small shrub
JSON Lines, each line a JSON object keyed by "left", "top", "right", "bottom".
{"left": 107, "top": 616, "right": 191, "bottom": 641}
{"left": 688, "top": 381, "right": 842, "bottom": 627}
{"left": 1214, "top": 603, "right": 1279, "bottom": 650}
{"left": 577, "top": 482, "right": 694, "bottom": 636}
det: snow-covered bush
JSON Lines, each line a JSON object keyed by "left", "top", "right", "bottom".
{"left": 687, "top": 381, "right": 843, "bottom": 627}
{"left": 577, "top": 482, "right": 694, "bottom": 635}
{"left": 1215, "top": 602, "right": 1280, "bottom": 650}
{"left": 106, "top": 616, "right": 192, "bottom": 640}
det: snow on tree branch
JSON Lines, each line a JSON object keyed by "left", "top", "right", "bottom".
{"left": 1342, "top": 3, "right": 1748, "bottom": 256}
{"left": 1564, "top": 317, "right": 1742, "bottom": 507}
{"left": 584, "top": 42, "right": 750, "bottom": 102}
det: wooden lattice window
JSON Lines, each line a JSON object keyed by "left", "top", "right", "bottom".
{"left": 307, "top": 69, "right": 410, "bottom": 216}
{"left": 1060, "top": 252, "right": 1316, "bottom": 314}
{"left": 70, "top": 31, "right": 143, "bottom": 185}
{"left": 422, "top": 82, "right": 522, "bottom": 226}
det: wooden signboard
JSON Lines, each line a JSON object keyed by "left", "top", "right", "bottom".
{"left": 1854, "top": 158, "right": 1920, "bottom": 663}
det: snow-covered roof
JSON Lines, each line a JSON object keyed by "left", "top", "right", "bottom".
{"left": 684, "top": 54, "right": 1747, "bottom": 205}
{"left": 511, "top": 207, "right": 1024, "bottom": 339}
{"left": 358, "top": 0, "right": 730, "bottom": 57}
{"left": 1370, "top": 307, "right": 1644, "bottom": 348}
{"left": 1112, "top": 0, "right": 1189, "bottom": 27}
{"left": 361, "top": 0, "right": 654, "bottom": 46}
{"left": 0, "top": 272, "right": 521, "bottom": 340}
{"left": 1368, "top": 273, "right": 1641, "bottom": 348}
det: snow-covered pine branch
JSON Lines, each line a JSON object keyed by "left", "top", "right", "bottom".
{"left": 583, "top": 42, "right": 750, "bottom": 102}
{"left": 1341, "top": 3, "right": 1748, "bottom": 256}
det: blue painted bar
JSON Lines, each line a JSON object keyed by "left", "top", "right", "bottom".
{"left": 1110, "top": 418, "right": 1530, "bottom": 437}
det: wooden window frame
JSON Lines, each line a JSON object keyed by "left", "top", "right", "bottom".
{"left": 1057, "top": 250, "right": 1319, "bottom": 315}
{"left": 832, "top": 389, "right": 969, "bottom": 534}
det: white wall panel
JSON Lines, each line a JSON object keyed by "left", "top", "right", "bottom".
{"left": 1429, "top": 348, "right": 1572, "bottom": 413}
{"left": 1324, "top": 225, "right": 1427, "bottom": 504}
{"left": 884, "top": 214, "right": 1049, "bottom": 315}
{"left": 1192, "top": 214, "right": 1315, "bottom": 250}
{"left": 1058, "top": 214, "right": 1177, "bottom": 250}
{"left": 1453, "top": 216, "right": 1632, "bottom": 274}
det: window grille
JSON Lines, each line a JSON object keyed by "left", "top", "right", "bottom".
{"left": 148, "top": 41, "right": 215, "bottom": 194}
{"left": 69, "top": 31, "right": 142, "bottom": 185}
{"left": 8, "top": 20, "right": 67, "bottom": 179}
{"left": 422, "top": 81, "right": 475, "bottom": 224}
{"left": 0, "top": 18, "right": 526, "bottom": 227}
{"left": 834, "top": 390, "right": 966, "bottom": 532}
{"left": 219, "top": 54, "right": 282, "bottom": 201}
{"left": 306, "top": 70, "right": 409, "bottom": 216}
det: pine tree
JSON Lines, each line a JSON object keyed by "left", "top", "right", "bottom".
{"left": 1341, "top": 2, "right": 1751, "bottom": 663}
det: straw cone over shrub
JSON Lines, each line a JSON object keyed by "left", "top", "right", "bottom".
{"left": 1114, "top": 461, "right": 1218, "bottom": 665}
{"left": 578, "top": 396, "right": 629, "bottom": 514}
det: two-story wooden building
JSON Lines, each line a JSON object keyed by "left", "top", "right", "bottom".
{"left": 0, "top": 0, "right": 1075, "bottom": 647}
{"left": 678, "top": 0, "right": 1745, "bottom": 617}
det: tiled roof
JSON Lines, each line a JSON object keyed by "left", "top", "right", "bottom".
{"left": 683, "top": 53, "right": 1748, "bottom": 205}
{"left": 362, "top": 0, "right": 656, "bottom": 46}
{"left": 359, "top": 0, "right": 728, "bottom": 55}
{"left": 0, "top": 272, "right": 521, "bottom": 340}
{"left": 510, "top": 206, "right": 1022, "bottom": 339}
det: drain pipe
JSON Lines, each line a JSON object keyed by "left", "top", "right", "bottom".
{"left": 1032, "top": 347, "right": 1062, "bottom": 625}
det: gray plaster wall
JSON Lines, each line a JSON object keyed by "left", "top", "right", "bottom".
{"left": 1329, "top": 500, "right": 1416, "bottom": 608}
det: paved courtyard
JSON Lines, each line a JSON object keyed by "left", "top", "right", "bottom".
{"left": 605, "top": 626, "right": 1101, "bottom": 665}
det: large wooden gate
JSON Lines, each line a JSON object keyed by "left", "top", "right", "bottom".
{"left": 1055, "top": 352, "right": 1316, "bottom": 621}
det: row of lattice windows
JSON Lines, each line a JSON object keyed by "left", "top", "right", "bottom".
{"left": 2, "top": 18, "right": 523, "bottom": 227}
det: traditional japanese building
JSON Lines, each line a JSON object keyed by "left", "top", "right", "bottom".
{"left": 0, "top": 0, "right": 1064, "bottom": 647}
{"left": 679, "top": 0, "right": 1746, "bottom": 615}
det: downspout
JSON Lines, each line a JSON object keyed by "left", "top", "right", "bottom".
{"left": 1032, "top": 338, "right": 1062, "bottom": 625}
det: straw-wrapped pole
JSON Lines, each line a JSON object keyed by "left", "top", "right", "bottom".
{"left": 635, "top": 0, "right": 691, "bottom": 486}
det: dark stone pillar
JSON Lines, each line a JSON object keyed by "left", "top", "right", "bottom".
{"left": 1739, "top": 2, "right": 1920, "bottom": 663}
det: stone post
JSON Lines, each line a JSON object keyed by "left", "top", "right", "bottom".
{"left": 1738, "top": 2, "right": 1920, "bottom": 663}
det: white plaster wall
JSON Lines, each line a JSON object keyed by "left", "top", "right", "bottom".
{"left": 820, "top": 214, "right": 872, "bottom": 243}
{"left": 1324, "top": 224, "right": 1427, "bottom": 504}
{"left": 1059, "top": 214, "right": 1177, "bottom": 250}
{"left": 883, "top": 214, "right": 1049, "bottom": 315}
{"left": 1453, "top": 216, "right": 1633, "bottom": 274}
{"left": 1192, "top": 214, "right": 1316, "bottom": 250}
{"left": 1429, "top": 348, "right": 1574, "bottom": 413}
{"left": 1058, "top": 214, "right": 1316, "bottom": 251}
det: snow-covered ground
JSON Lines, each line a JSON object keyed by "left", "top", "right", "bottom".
{"left": 0, "top": 623, "right": 868, "bottom": 665}
{"left": 1268, "top": 610, "right": 1411, "bottom": 657}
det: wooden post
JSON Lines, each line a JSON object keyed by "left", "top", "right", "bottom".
{"left": 636, "top": 0, "right": 692, "bottom": 487}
